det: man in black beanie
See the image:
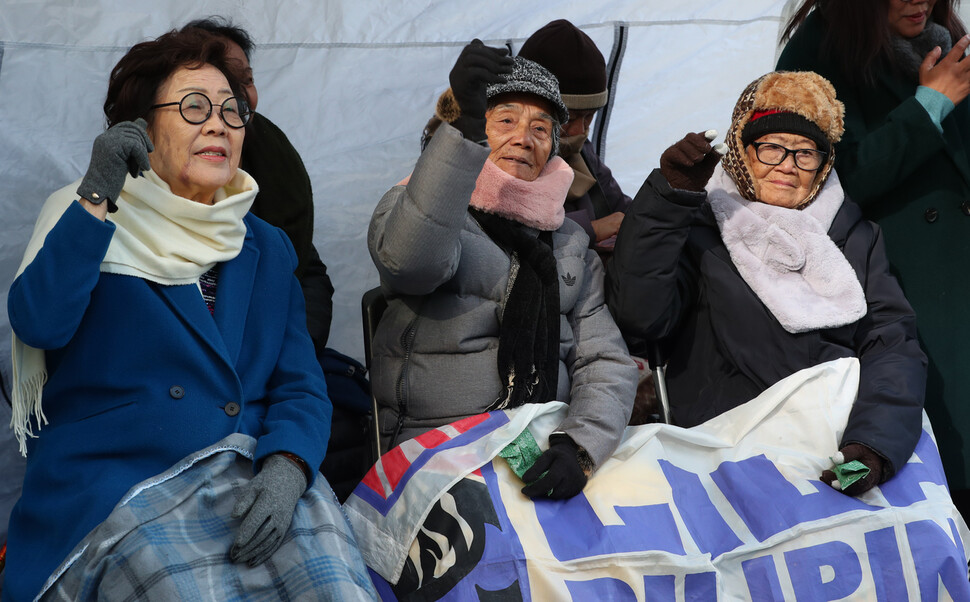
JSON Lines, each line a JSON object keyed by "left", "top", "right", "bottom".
{"left": 518, "top": 19, "right": 631, "bottom": 250}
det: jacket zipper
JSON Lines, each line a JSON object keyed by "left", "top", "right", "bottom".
{"left": 494, "top": 252, "right": 520, "bottom": 408}
{"left": 391, "top": 315, "right": 419, "bottom": 447}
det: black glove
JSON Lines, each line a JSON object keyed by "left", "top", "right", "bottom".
{"left": 521, "top": 435, "right": 588, "bottom": 500}
{"left": 76, "top": 118, "right": 153, "bottom": 212}
{"left": 659, "top": 130, "right": 725, "bottom": 192}
{"left": 821, "top": 443, "right": 885, "bottom": 497}
{"left": 230, "top": 454, "right": 308, "bottom": 566}
{"left": 448, "top": 39, "right": 513, "bottom": 142}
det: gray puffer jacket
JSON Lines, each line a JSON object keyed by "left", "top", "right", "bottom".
{"left": 368, "top": 124, "right": 636, "bottom": 468}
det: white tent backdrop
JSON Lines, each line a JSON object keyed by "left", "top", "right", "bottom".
{"left": 6, "top": 0, "right": 970, "bottom": 378}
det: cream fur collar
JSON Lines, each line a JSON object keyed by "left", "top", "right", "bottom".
{"left": 705, "top": 165, "right": 866, "bottom": 334}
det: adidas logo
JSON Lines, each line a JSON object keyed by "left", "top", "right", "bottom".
{"left": 561, "top": 272, "right": 576, "bottom": 286}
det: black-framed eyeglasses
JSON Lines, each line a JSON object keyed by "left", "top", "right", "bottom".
{"left": 149, "top": 92, "right": 250, "bottom": 129}
{"left": 751, "top": 141, "right": 827, "bottom": 171}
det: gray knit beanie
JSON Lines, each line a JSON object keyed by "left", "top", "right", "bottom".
{"left": 486, "top": 56, "right": 569, "bottom": 124}
{"left": 486, "top": 56, "right": 568, "bottom": 155}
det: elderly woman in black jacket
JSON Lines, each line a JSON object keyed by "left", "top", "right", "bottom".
{"left": 608, "top": 71, "right": 927, "bottom": 496}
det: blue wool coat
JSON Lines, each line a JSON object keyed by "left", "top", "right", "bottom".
{"left": 4, "top": 201, "right": 331, "bottom": 601}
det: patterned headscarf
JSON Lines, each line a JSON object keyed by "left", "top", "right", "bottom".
{"left": 722, "top": 71, "right": 845, "bottom": 208}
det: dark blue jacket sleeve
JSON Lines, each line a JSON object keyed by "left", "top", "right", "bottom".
{"left": 841, "top": 219, "right": 927, "bottom": 478}
{"left": 251, "top": 225, "right": 333, "bottom": 483}
{"left": 8, "top": 202, "right": 115, "bottom": 349}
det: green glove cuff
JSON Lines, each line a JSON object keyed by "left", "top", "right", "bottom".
{"left": 499, "top": 429, "right": 543, "bottom": 480}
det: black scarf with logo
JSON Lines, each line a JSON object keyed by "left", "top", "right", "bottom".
{"left": 470, "top": 208, "right": 561, "bottom": 410}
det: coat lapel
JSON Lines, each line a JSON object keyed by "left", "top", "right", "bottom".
{"left": 153, "top": 282, "right": 233, "bottom": 364}
{"left": 213, "top": 229, "right": 259, "bottom": 366}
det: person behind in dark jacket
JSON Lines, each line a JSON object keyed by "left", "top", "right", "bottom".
{"left": 776, "top": 0, "right": 970, "bottom": 523}
{"left": 518, "top": 19, "right": 632, "bottom": 251}
{"left": 181, "top": 17, "right": 335, "bottom": 352}
{"left": 608, "top": 71, "right": 927, "bottom": 498}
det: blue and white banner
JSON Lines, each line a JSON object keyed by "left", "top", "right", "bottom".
{"left": 345, "top": 358, "right": 970, "bottom": 601}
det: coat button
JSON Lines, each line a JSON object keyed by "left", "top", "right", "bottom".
{"left": 924, "top": 208, "right": 939, "bottom": 223}
{"left": 224, "top": 402, "right": 241, "bottom": 416}
{"left": 962, "top": 201, "right": 970, "bottom": 216}
{"left": 169, "top": 385, "right": 185, "bottom": 399}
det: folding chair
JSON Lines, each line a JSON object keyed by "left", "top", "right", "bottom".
{"left": 361, "top": 286, "right": 388, "bottom": 461}
{"left": 646, "top": 342, "right": 673, "bottom": 425}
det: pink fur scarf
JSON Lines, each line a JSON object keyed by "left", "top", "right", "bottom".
{"left": 470, "top": 156, "right": 573, "bottom": 231}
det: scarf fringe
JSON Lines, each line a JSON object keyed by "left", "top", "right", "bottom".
{"left": 10, "top": 338, "right": 47, "bottom": 457}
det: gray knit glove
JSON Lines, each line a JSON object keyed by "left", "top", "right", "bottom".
{"left": 76, "top": 118, "right": 153, "bottom": 212}
{"left": 230, "top": 454, "right": 307, "bottom": 566}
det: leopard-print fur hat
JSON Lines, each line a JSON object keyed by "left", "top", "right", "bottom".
{"left": 722, "top": 71, "right": 845, "bottom": 208}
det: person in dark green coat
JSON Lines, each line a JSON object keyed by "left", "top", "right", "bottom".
{"left": 777, "top": 0, "right": 970, "bottom": 520}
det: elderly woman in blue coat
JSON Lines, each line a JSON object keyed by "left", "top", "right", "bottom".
{"left": 5, "top": 29, "right": 333, "bottom": 599}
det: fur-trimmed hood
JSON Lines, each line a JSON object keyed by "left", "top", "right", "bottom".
{"left": 722, "top": 71, "right": 845, "bottom": 208}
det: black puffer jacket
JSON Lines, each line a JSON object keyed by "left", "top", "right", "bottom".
{"left": 608, "top": 169, "right": 927, "bottom": 478}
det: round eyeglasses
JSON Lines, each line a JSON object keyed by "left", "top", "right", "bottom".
{"left": 751, "top": 141, "right": 827, "bottom": 171}
{"left": 150, "top": 92, "right": 250, "bottom": 129}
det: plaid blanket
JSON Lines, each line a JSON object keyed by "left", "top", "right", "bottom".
{"left": 39, "top": 434, "right": 377, "bottom": 601}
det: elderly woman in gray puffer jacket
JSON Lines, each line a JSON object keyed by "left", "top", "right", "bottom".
{"left": 368, "top": 43, "right": 636, "bottom": 500}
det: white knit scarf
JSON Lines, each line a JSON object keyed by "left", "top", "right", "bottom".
{"left": 705, "top": 164, "right": 866, "bottom": 334}
{"left": 10, "top": 169, "right": 257, "bottom": 454}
